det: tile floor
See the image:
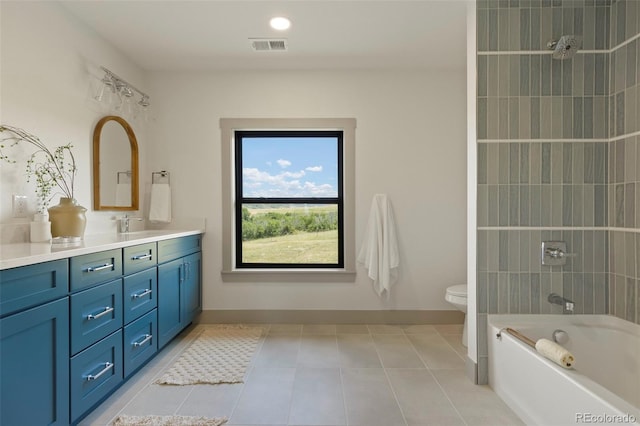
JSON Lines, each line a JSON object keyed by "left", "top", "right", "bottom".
{"left": 80, "top": 323, "right": 524, "bottom": 426}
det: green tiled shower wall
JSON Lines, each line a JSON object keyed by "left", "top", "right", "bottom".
{"left": 476, "top": 0, "right": 640, "bottom": 384}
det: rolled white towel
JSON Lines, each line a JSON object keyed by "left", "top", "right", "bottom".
{"left": 535, "top": 338, "right": 575, "bottom": 369}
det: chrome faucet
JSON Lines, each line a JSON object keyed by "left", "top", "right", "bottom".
{"left": 548, "top": 293, "right": 574, "bottom": 313}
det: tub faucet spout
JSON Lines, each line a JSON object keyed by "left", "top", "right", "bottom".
{"left": 548, "top": 293, "right": 574, "bottom": 313}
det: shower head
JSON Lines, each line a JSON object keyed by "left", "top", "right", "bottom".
{"left": 547, "top": 35, "right": 582, "bottom": 60}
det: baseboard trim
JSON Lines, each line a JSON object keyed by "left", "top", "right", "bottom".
{"left": 465, "top": 355, "right": 478, "bottom": 384}
{"left": 197, "top": 309, "right": 464, "bottom": 325}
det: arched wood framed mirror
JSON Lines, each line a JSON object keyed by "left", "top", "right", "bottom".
{"left": 93, "top": 116, "right": 139, "bottom": 211}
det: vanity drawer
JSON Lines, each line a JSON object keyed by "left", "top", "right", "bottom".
{"left": 157, "top": 235, "right": 201, "bottom": 264}
{"left": 70, "top": 249, "right": 122, "bottom": 291}
{"left": 0, "top": 259, "right": 68, "bottom": 317}
{"left": 124, "top": 242, "right": 157, "bottom": 275}
{"left": 123, "top": 309, "right": 157, "bottom": 378}
{"left": 70, "top": 330, "right": 123, "bottom": 422}
{"left": 70, "top": 279, "right": 123, "bottom": 355}
{"left": 123, "top": 268, "right": 157, "bottom": 324}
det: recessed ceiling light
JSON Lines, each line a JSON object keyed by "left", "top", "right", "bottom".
{"left": 270, "top": 17, "right": 291, "bottom": 31}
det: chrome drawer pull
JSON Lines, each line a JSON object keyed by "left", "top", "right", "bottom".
{"left": 85, "top": 263, "right": 114, "bottom": 273}
{"left": 131, "top": 254, "right": 152, "bottom": 261}
{"left": 84, "top": 362, "right": 114, "bottom": 381}
{"left": 132, "top": 289, "right": 152, "bottom": 299}
{"left": 132, "top": 334, "right": 153, "bottom": 347}
{"left": 86, "top": 306, "right": 114, "bottom": 320}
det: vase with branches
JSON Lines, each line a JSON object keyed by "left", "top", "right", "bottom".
{"left": 1, "top": 125, "right": 86, "bottom": 238}
{"left": 0, "top": 125, "right": 77, "bottom": 213}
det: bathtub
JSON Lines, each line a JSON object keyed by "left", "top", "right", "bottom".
{"left": 488, "top": 315, "right": 640, "bottom": 426}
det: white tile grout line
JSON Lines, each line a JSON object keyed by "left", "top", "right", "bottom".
{"left": 368, "top": 333, "right": 410, "bottom": 426}
{"left": 217, "top": 323, "right": 270, "bottom": 424}
{"left": 403, "top": 329, "right": 470, "bottom": 426}
{"left": 337, "top": 367, "right": 350, "bottom": 426}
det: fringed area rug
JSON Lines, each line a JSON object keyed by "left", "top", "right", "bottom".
{"left": 112, "top": 415, "right": 227, "bottom": 426}
{"left": 155, "top": 326, "right": 263, "bottom": 385}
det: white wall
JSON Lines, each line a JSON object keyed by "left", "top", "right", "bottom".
{"left": 0, "top": 1, "right": 468, "bottom": 313}
{"left": 148, "top": 70, "right": 467, "bottom": 311}
{"left": 0, "top": 1, "right": 148, "bottom": 239}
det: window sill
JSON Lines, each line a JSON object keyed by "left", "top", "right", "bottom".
{"left": 221, "top": 269, "right": 357, "bottom": 282}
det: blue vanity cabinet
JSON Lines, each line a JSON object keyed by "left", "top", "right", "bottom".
{"left": 0, "top": 231, "right": 201, "bottom": 424}
{"left": 1, "top": 298, "right": 70, "bottom": 426}
{"left": 157, "top": 258, "right": 184, "bottom": 348}
{"left": 0, "top": 260, "right": 70, "bottom": 426}
{"left": 157, "top": 236, "right": 202, "bottom": 349}
{"left": 182, "top": 251, "right": 202, "bottom": 326}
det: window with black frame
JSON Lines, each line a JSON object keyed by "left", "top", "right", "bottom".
{"left": 234, "top": 130, "right": 344, "bottom": 268}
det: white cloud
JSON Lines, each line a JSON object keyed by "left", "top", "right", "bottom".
{"left": 242, "top": 167, "right": 335, "bottom": 197}
{"left": 277, "top": 159, "right": 291, "bottom": 168}
{"left": 305, "top": 166, "right": 323, "bottom": 172}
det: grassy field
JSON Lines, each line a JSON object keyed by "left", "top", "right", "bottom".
{"left": 242, "top": 229, "right": 338, "bottom": 264}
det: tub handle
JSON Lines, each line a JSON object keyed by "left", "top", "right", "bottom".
{"left": 545, "top": 248, "right": 577, "bottom": 259}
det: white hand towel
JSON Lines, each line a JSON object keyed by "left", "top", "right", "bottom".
{"left": 357, "top": 194, "right": 400, "bottom": 296}
{"left": 115, "top": 183, "right": 131, "bottom": 207}
{"left": 535, "top": 338, "right": 575, "bottom": 368}
{"left": 149, "top": 183, "right": 172, "bottom": 223}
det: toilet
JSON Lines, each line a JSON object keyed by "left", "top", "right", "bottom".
{"left": 445, "top": 284, "right": 468, "bottom": 347}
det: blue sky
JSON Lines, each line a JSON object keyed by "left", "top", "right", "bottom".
{"left": 242, "top": 136, "right": 338, "bottom": 197}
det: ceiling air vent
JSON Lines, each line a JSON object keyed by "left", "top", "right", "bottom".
{"left": 249, "top": 38, "right": 288, "bottom": 52}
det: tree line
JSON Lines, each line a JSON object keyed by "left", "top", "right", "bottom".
{"left": 241, "top": 207, "right": 337, "bottom": 241}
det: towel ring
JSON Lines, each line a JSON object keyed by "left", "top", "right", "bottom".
{"left": 117, "top": 171, "right": 131, "bottom": 184}
{"left": 152, "top": 171, "right": 170, "bottom": 184}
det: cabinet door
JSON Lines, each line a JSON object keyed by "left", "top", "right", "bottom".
{"left": 157, "top": 258, "right": 183, "bottom": 348}
{"left": 182, "top": 252, "right": 202, "bottom": 325}
{"left": 0, "top": 298, "right": 70, "bottom": 426}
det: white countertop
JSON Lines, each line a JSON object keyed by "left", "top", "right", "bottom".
{"left": 0, "top": 229, "right": 204, "bottom": 270}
